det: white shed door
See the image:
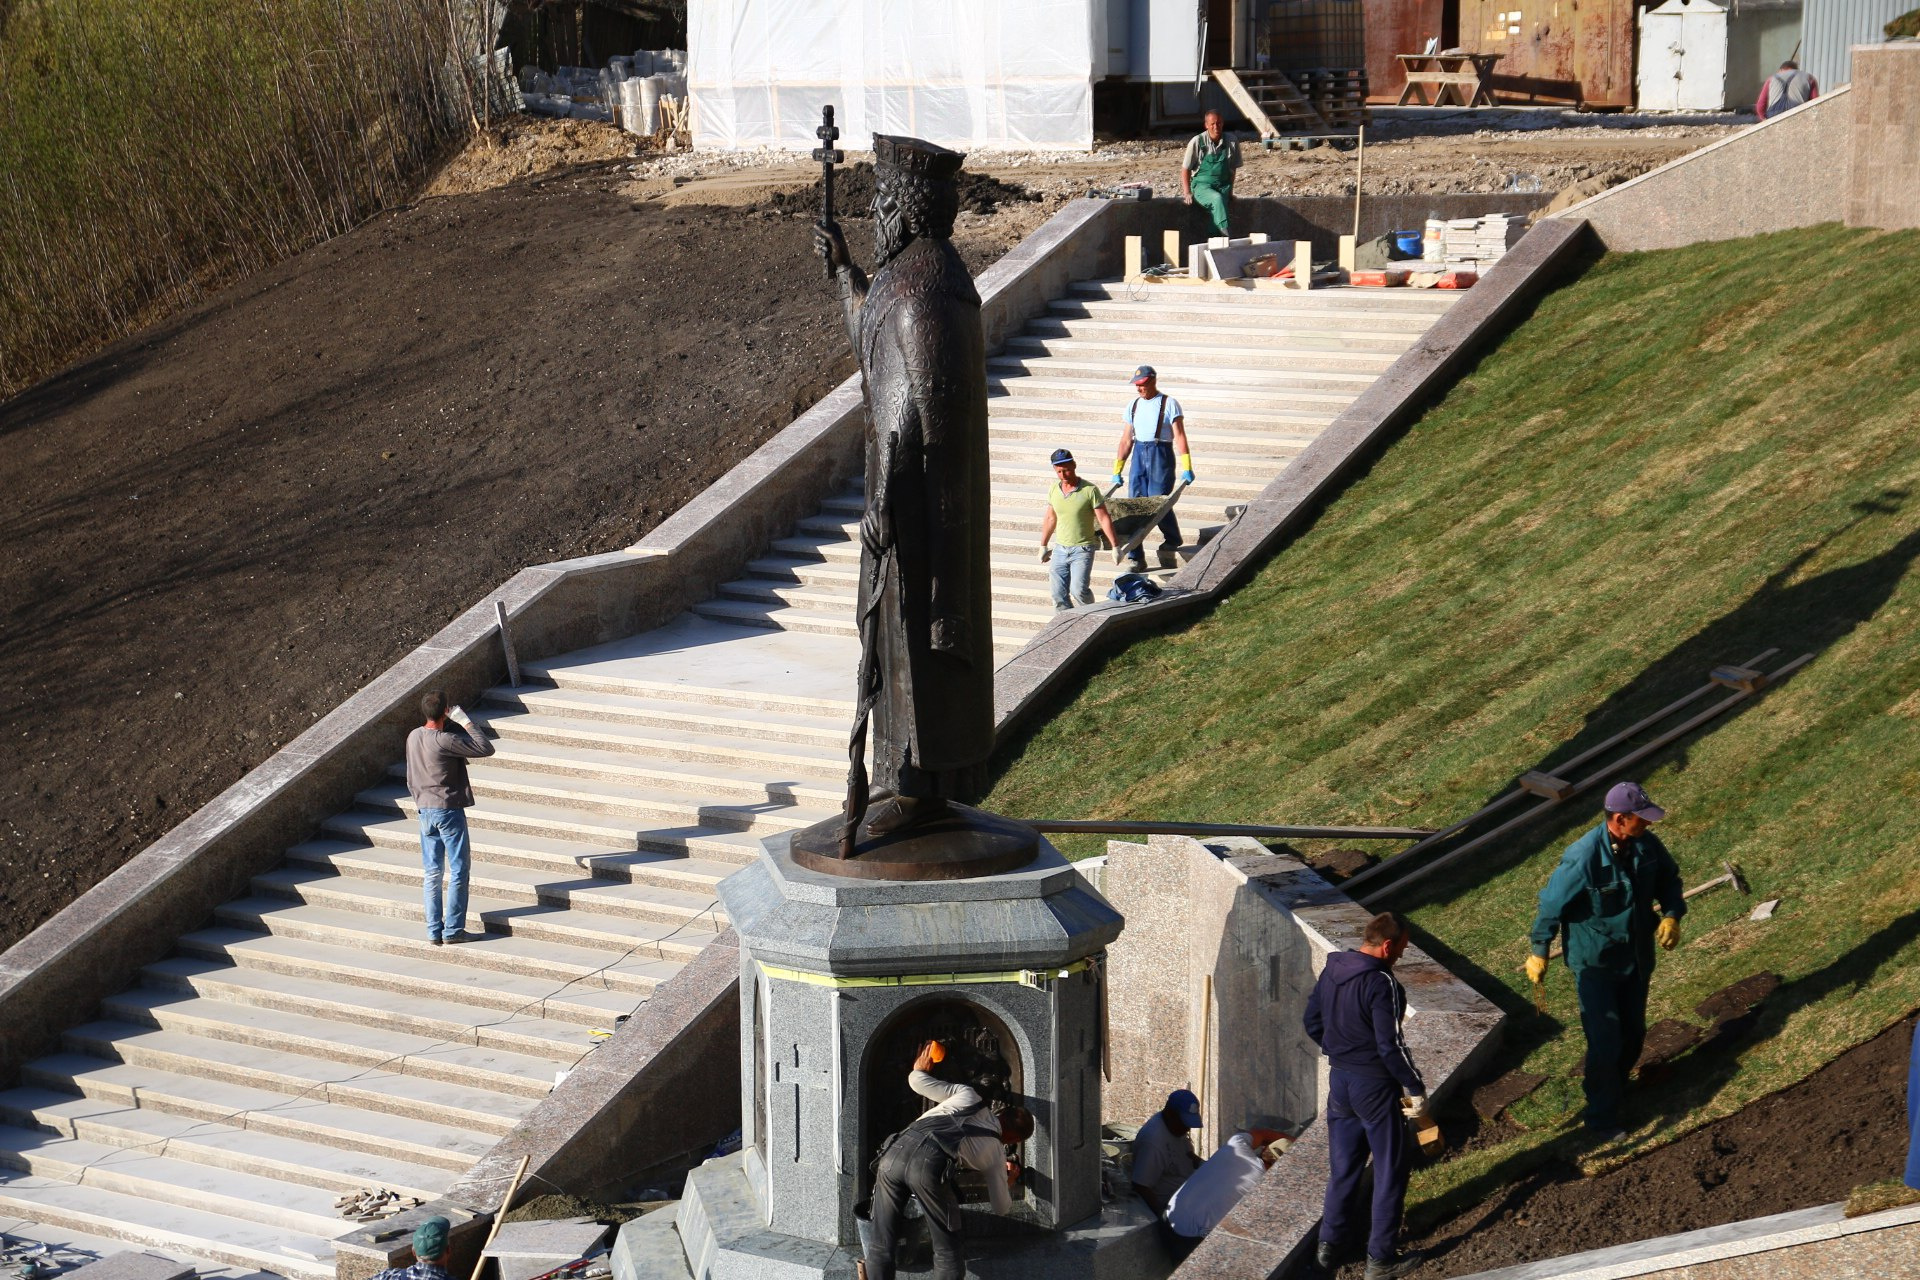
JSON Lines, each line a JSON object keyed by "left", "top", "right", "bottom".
{"left": 1637, "top": 0, "right": 1730, "bottom": 111}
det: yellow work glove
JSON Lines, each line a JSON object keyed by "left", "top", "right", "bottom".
{"left": 1524, "top": 954, "right": 1548, "bottom": 985}
{"left": 1656, "top": 916, "right": 1681, "bottom": 951}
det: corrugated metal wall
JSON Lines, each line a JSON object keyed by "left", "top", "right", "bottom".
{"left": 1801, "top": 0, "right": 1908, "bottom": 90}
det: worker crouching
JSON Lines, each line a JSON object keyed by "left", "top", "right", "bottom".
{"left": 863, "top": 1039, "right": 1035, "bottom": 1280}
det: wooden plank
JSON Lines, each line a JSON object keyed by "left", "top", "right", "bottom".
{"left": 1710, "top": 665, "right": 1766, "bottom": 693}
{"left": 1516, "top": 771, "right": 1574, "bottom": 800}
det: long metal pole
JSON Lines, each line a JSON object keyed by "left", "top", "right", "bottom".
{"left": 1026, "top": 820, "right": 1432, "bottom": 840}
{"left": 1356, "top": 652, "right": 1814, "bottom": 906}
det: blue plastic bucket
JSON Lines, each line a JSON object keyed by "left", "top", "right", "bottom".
{"left": 1392, "top": 230, "right": 1422, "bottom": 257}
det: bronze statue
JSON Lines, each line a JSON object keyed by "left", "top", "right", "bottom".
{"left": 812, "top": 133, "right": 994, "bottom": 852}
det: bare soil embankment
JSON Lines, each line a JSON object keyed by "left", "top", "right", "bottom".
{"left": 0, "top": 160, "right": 1015, "bottom": 952}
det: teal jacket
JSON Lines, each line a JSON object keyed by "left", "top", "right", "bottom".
{"left": 1529, "top": 823, "right": 1686, "bottom": 976}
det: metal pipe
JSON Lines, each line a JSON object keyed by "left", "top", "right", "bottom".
{"left": 1026, "top": 820, "right": 1432, "bottom": 840}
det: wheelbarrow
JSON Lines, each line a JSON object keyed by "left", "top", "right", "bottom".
{"left": 1101, "top": 479, "right": 1190, "bottom": 569}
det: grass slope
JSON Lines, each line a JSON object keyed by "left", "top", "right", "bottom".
{"left": 984, "top": 223, "right": 1920, "bottom": 1220}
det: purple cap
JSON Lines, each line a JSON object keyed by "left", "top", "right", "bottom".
{"left": 1604, "top": 781, "right": 1666, "bottom": 822}
{"left": 1166, "top": 1088, "right": 1202, "bottom": 1128}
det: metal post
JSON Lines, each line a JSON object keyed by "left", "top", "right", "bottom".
{"left": 494, "top": 600, "right": 521, "bottom": 688}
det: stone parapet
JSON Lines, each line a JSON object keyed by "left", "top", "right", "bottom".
{"left": 1846, "top": 43, "right": 1920, "bottom": 231}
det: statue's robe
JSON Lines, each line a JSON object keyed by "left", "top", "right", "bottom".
{"left": 848, "top": 233, "right": 993, "bottom": 799}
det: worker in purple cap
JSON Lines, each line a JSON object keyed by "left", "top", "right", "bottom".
{"left": 1526, "top": 782, "right": 1687, "bottom": 1139}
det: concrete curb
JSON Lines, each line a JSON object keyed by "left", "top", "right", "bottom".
{"left": 994, "top": 216, "right": 1595, "bottom": 737}
{"left": 1440, "top": 1199, "right": 1920, "bottom": 1279}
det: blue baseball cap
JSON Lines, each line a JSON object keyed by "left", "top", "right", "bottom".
{"left": 1050, "top": 448, "right": 1075, "bottom": 466}
{"left": 1604, "top": 781, "right": 1666, "bottom": 822}
{"left": 1166, "top": 1088, "right": 1202, "bottom": 1128}
{"left": 1131, "top": 365, "right": 1157, "bottom": 384}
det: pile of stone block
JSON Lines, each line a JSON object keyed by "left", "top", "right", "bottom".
{"left": 517, "top": 50, "right": 687, "bottom": 128}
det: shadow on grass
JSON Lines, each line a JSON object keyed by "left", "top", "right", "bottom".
{"left": 1388, "top": 495, "right": 1920, "bottom": 914}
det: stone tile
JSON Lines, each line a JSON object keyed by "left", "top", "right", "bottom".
{"left": 59, "top": 1253, "right": 195, "bottom": 1280}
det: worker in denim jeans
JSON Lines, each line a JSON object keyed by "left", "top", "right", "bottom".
{"left": 405, "top": 689, "right": 494, "bottom": 945}
{"left": 1038, "top": 448, "right": 1120, "bottom": 609}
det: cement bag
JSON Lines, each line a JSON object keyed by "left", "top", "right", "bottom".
{"left": 638, "top": 75, "right": 664, "bottom": 132}
{"left": 619, "top": 79, "right": 651, "bottom": 135}
{"left": 609, "top": 56, "right": 632, "bottom": 81}
{"left": 631, "top": 50, "right": 656, "bottom": 75}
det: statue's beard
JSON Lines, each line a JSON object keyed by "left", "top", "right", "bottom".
{"left": 874, "top": 209, "right": 913, "bottom": 266}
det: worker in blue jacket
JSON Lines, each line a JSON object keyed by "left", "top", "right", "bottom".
{"left": 1527, "top": 781, "right": 1687, "bottom": 1138}
{"left": 1304, "top": 911, "right": 1426, "bottom": 1280}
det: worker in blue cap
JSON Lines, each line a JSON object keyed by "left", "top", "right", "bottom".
{"left": 1131, "top": 1088, "right": 1204, "bottom": 1215}
{"left": 1527, "top": 781, "right": 1687, "bottom": 1140}
{"left": 370, "top": 1216, "right": 452, "bottom": 1280}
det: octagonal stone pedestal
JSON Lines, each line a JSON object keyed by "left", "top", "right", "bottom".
{"left": 614, "top": 828, "right": 1170, "bottom": 1280}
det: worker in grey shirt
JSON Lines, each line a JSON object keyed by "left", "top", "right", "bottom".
{"left": 405, "top": 689, "right": 494, "bottom": 945}
{"left": 1131, "top": 1088, "right": 1204, "bottom": 1215}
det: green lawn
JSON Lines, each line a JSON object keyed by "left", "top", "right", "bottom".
{"left": 984, "top": 223, "right": 1920, "bottom": 1220}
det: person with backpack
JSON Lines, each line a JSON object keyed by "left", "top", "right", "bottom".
{"left": 862, "top": 1040, "right": 1035, "bottom": 1280}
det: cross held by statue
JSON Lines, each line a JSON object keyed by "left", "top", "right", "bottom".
{"left": 813, "top": 105, "right": 844, "bottom": 277}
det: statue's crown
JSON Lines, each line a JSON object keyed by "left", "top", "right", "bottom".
{"left": 872, "top": 134, "right": 965, "bottom": 181}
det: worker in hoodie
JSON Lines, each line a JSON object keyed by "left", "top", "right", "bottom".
{"left": 1304, "top": 911, "right": 1426, "bottom": 1280}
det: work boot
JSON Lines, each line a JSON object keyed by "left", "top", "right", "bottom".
{"left": 1364, "top": 1250, "right": 1423, "bottom": 1280}
{"left": 1156, "top": 544, "right": 1179, "bottom": 570}
{"left": 1314, "top": 1239, "right": 1345, "bottom": 1271}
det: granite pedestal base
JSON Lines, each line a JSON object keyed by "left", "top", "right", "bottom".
{"left": 610, "top": 1151, "right": 1171, "bottom": 1280}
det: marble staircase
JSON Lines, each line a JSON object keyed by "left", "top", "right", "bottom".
{"left": 0, "top": 278, "right": 1456, "bottom": 1280}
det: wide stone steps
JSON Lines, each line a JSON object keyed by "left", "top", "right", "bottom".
{"left": 354, "top": 788, "right": 771, "bottom": 866}
{"left": 57, "top": 1022, "right": 541, "bottom": 1135}
{"left": 0, "top": 1127, "right": 350, "bottom": 1240}
{"left": 987, "top": 418, "right": 1325, "bottom": 451}
{"left": 0, "top": 1175, "right": 338, "bottom": 1280}
{"left": 1066, "top": 279, "right": 1458, "bottom": 313}
{"left": 1002, "top": 334, "right": 1404, "bottom": 373}
{"left": 282, "top": 839, "right": 722, "bottom": 930}
{"left": 1046, "top": 296, "right": 1444, "bottom": 331}
{"left": 520, "top": 648, "right": 855, "bottom": 718}
{"left": 211, "top": 898, "right": 688, "bottom": 994}
{"left": 481, "top": 709, "right": 845, "bottom": 781}
{"left": 87, "top": 990, "right": 565, "bottom": 1101}
{"left": 984, "top": 445, "right": 1291, "bottom": 481}
{"left": 484, "top": 686, "right": 851, "bottom": 747}
{"left": 0, "top": 1087, "right": 457, "bottom": 1200}
{"left": 20, "top": 1055, "right": 497, "bottom": 1170}
{"left": 990, "top": 398, "right": 1339, "bottom": 428}
{"left": 248, "top": 869, "right": 725, "bottom": 959}
{"left": 133, "top": 954, "right": 602, "bottom": 1061}
{"left": 171, "top": 927, "right": 644, "bottom": 1028}
{"left": 1021, "top": 315, "right": 1418, "bottom": 350}
{"left": 709, "top": 577, "right": 1057, "bottom": 632}
{"left": 988, "top": 374, "right": 1359, "bottom": 410}
{"left": 987, "top": 354, "right": 1378, "bottom": 390}
{"left": 318, "top": 812, "right": 744, "bottom": 896}
{"left": 743, "top": 556, "right": 1066, "bottom": 610}
{"left": 368, "top": 762, "right": 827, "bottom": 836}
{"left": 690, "top": 596, "right": 1037, "bottom": 651}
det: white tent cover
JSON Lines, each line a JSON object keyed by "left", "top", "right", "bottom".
{"left": 689, "top": 0, "right": 1098, "bottom": 152}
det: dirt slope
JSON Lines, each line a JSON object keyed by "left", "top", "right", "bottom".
{"left": 0, "top": 161, "right": 1006, "bottom": 952}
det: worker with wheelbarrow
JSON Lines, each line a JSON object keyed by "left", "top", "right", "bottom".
{"left": 1113, "top": 366, "right": 1195, "bottom": 571}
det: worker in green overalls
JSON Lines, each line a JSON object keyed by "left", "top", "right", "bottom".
{"left": 1181, "top": 110, "right": 1241, "bottom": 238}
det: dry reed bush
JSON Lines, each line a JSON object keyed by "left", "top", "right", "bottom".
{"left": 0, "top": 0, "right": 482, "bottom": 399}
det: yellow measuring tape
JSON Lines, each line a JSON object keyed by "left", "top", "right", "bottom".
{"left": 757, "top": 958, "right": 1094, "bottom": 990}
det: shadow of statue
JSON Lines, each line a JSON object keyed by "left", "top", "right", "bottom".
{"left": 1394, "top": 489, "right": 1920, "bottom": 913}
